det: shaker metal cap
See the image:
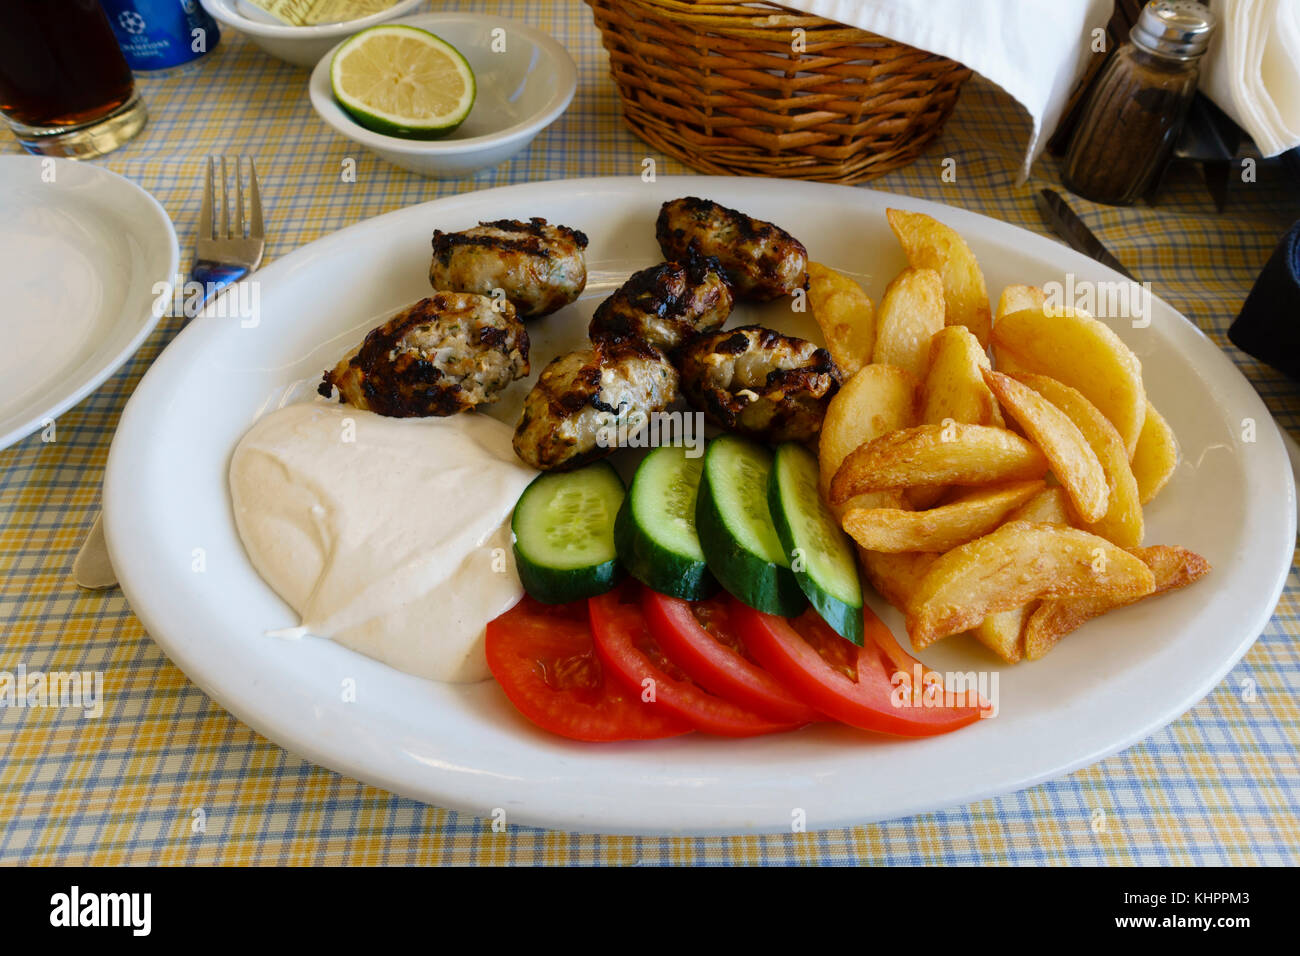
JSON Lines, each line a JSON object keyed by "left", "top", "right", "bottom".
{"left": 1132, "top": 0, "right": 1218, "bottom": 59}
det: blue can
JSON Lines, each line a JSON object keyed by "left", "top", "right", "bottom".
{"left": 100, "top": 0, "right": 220, "bottom": 71}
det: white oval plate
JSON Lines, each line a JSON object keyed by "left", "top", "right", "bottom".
{"left": 0, "top": 156, "right": 178, "bottom": 450}
{"left": 104, "top": 177, "right": 1293, "bottom": 835}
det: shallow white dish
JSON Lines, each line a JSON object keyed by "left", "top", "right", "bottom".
{"left": 104, "top": 176, "right": 1293, "bottom": 835}
{"left": 0, "top": 156, "right": 177, "bottom": 451}
{"left": 308, "top": 13, "right": 577, "bottom": 178}
{"left": 200, "top": 0, "right": 424, "bottom": 68}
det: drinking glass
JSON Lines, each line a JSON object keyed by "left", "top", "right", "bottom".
{"left": 0, "top": 0, "right": 147, "bottom": 159}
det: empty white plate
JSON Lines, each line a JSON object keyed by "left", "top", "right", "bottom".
{"left": 0, "top": 155, "right": 178, "bottom": 450}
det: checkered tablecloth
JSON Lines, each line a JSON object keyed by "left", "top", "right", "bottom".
{"left": 1, "top": 0, "right": 1297, "bottom": 865}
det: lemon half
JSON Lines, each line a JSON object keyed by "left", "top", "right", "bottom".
{"left": 330, "top": 25, "right": 476, "bottom": 140}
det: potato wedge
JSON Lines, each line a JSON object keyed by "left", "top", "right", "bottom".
{"left": 842, "top": 480, "right": 1043, "bottom": 553}
{"left": 1131, "top": 400, "right": 1178, "bottom": 504}
{"left": 996, "top": 284, "right": 1046, "bottom": 322}
{"left": 871, "top": 267, "right": 945, "bottom": 379}
{"left": 982, "top": 370, "right": 1108, "bottom": 523}
{"left": 906, "top": 521, "right": 1157, "bottom": 648}
{"left": 971, "top": 607, "right": 1030, "bottom": 664}
{"left": 818, "top": 364, "right": 919, "bottom": 516}
{"left": 1005, "top": 485, "right": 1071, "bottom": 525}
{"left": 991, "top": 307, "right": 1146, "bottom": 457}
{"left": 968, "top": 484, "right": 1073, "bottom": 662}
{"left": 830, "top": 423, "right": 1048, "bottom": 504}
{"left": 1013, "top": 372, "right": 1143, "bottom": 547}
{"left": 923, "top": 326, "right": 1004, "bottom": 429}
{"left": 911, "top": 325, "right": 1003, "bottom": 509}
{"left": 1024, "top": 545, "right": 1210, "bottom": 659}
{"left": 858, "top": 548, "right": 937, "bottom": 614}
{"left": 807, "top": 261, "right": 876, "bottom": 379}
{"left": 886, "top": 208, "right": 992, "bottom": 347}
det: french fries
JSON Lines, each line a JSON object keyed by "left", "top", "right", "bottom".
{"left": 996, "top": 284, "right": 1046, "bottom": 321}
{"left": 818, "top": 364, "right": 918, "bottom": 516}
{"left": 871, "top": 267, "right": 945, "bottom": 379}
{"left": 806, "top": 261, "right": 876, "bottom": 379}
{"left": 967, "top": 486, "right": 1070, "bottom": 663}
{"left": 887, "top": 208, "right": 992, "bottom": 347}
{"left": 1131, "top": 401, "right": 1178, "bottom": 504}
{"left": 908, "top": 324, "right": 1003, "bottom": 509}
{"left": 806, "top": 209, "right": 1206, "bottom": 665}
{"left": 1024, "top": 545, "right": 1211, "bottom": 659}
{"left": 858, "top": 549, "right": 937, "bottom": 615}
{"left": 906, "top": 522, "right": 1157, "bottom": 648}
{"left": 971, "top": 608, "right": 1030, "bottom": 664}
{"left": 991, "top": 307, "right": 1147, "bottom": 457}
{"left": 1005, "top": 485, "right": 1071, "bottom": 525}
{"left": 1014, "top": 373, "right": 1143, "bottom": 548}
{"left": 842, "top": 480, "right": 1043, "bottom": 553}
{"left": 922, "top": 326, "right": 1003, "bottom": 429}
{"left": 982, "top": 370, "right": 1108, "bottom": 523}
{"left": 830, "top": 423, "right": 1048, "bottom": 504}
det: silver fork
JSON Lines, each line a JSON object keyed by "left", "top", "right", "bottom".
{"left": 191, "top": 154, "right": 265, "bottom": 304}
{"left": 72, "top": 156, "right": 268, "bottom": 590}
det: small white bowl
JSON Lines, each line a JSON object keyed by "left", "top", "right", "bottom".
{"left": 200, "top": 0, "right": 424, "bottom": 68}
{"left": 308, "top": 13, "right": 577, "bottom": 179}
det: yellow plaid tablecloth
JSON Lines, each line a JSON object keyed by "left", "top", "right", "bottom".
{"left": 1, "top": 0, "right": 1297, "bottom": 865}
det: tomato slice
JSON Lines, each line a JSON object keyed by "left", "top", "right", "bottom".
{"left": 733, "top": 603, "right": 985, "bottom": 736}
{"left": 641, "top": 590, "right": 822, "bottom": 724}
{"left": 485, "top": 595, "right": 691, "bottom": 742}
{"left": 589, "top": 586, "right": 809, "bottom": 738}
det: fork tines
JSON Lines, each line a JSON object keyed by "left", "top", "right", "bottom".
{"left": 198, "top": 154, "right": 264, "bottom": 242}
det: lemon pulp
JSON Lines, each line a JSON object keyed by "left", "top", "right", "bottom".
{"left": 330, "top": 25, "right": 476, "bottom": 139}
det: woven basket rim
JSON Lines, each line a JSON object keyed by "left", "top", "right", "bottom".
{"left": 584, "top": 0, "right": 972, "bottom": 184}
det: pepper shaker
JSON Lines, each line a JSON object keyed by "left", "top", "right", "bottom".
{"left": 1062, "top": 0, "right": 1218, "bottom": 206}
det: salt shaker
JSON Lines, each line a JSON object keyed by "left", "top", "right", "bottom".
{"left": 1062, "top": 0, "right": 1218, "bottom": 206}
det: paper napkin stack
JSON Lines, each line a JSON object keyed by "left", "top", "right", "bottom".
{"left": 1202, "top": 0, "right": 1300, "bottom": 157}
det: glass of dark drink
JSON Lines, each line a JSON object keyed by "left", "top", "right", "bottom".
{"left": 0, "top": 0, "right": 147, "bottom": 158}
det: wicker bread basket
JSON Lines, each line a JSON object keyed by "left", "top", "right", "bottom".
{"left": 585, "top": 0, "right": 972, "bottom": 183}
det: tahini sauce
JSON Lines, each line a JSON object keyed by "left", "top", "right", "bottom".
{"left": 229, "top": 403, "right": 536, "bottom": 682}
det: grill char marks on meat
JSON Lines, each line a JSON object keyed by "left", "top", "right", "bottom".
{"left": 320, "top": 292, "right": 530, "bottom": 417}
{"left": 430, "top": 217, "right": 589, "bottom": 319}
{"left": 655, "top": 197, "right": 807, "bottom": 302}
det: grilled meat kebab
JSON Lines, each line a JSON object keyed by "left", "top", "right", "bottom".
{"left": 655, "top": 197, "right": 807, "bottom": 302}
{"left": 512, "top": 337, "right": 679, "bottom": 471}
{"left": 674, "top": 325, "right": 839, "bottom": 443}
{"left": 320, "top": 292, "right": 529, "bottom": 417}
{"left": 430, "top": 217, "right": 588, "bottom": 319}
{"left": 587, "top": 250, "right": 733, "bottom": 353}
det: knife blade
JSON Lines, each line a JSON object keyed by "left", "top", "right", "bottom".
{"left": 1034, "top": 188, "right": 1138, "bottom": 281}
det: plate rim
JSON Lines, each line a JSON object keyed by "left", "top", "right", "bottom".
{"left": 0, "top": 155, "right": 179, "bottom": 451}
{"left": 103, "top": 175, "right": 1294, "bottom": 835}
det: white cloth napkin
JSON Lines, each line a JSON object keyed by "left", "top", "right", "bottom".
{"left": 774, "top": 0, "right": 1115, "bottom": 179}
{"left": 1202, "top": 0, "right": 1300, "bottom": 157}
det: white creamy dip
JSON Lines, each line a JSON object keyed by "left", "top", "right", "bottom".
{"left": 229, "top": 402, "right": 536, "bottom": 682}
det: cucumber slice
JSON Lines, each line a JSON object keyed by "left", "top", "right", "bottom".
{"left": 696, "top": 435, "right": 805, "bottom": 616}
{"left": 615, "top": 446, "right": 716, "bottom": 600}
{"left": 511, "top": 462, "right": 624, "bottom": 604}
{"left": 768, "top": 442, "right": 865, "bottom": 644}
